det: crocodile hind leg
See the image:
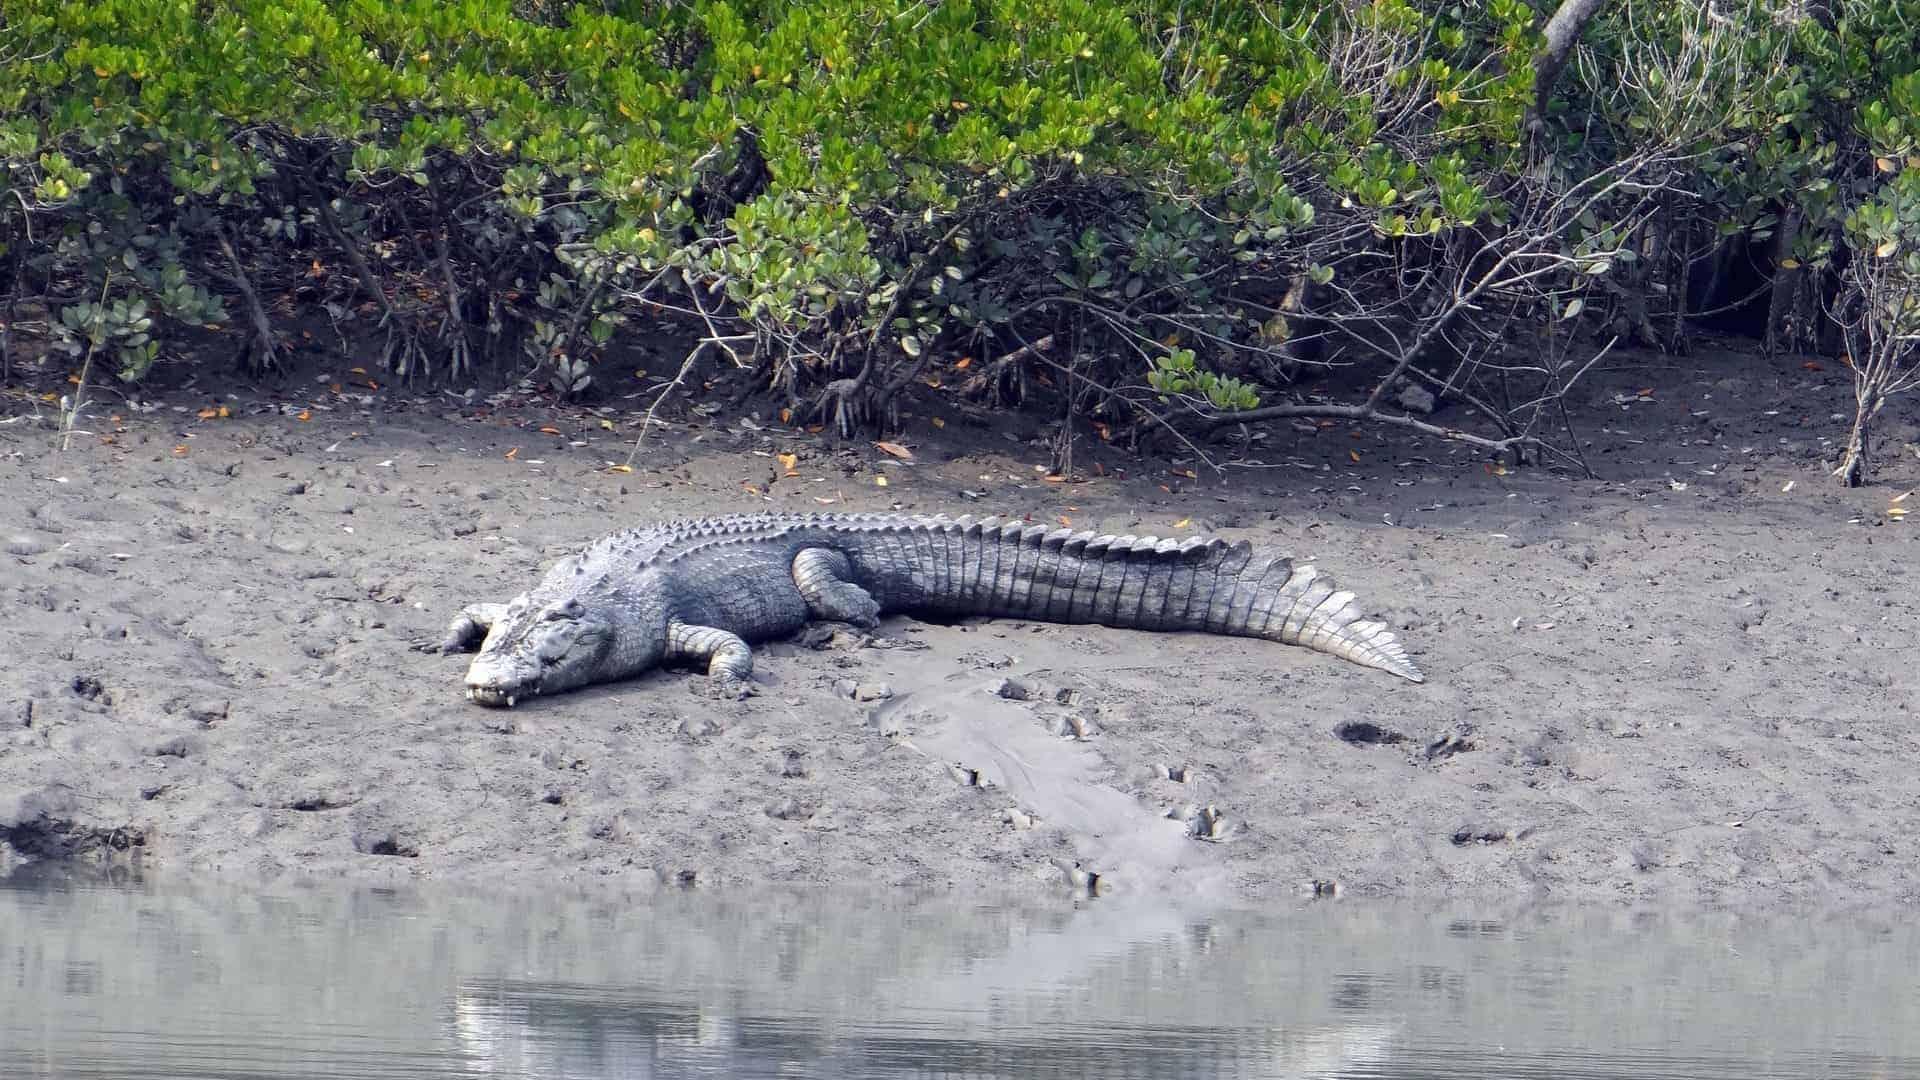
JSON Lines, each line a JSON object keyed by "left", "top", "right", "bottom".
{"left": 666, "top": 619, "right": 757, "bottom": 699}
{"left": 429, "top": 602, "right": 511, "bottom": 653}
{"left": 791, "top": 548, "right": 881, "bottom": 627}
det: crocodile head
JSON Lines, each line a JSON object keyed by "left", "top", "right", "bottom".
{"left": 463, "top": 595, "right": 622, "bottom": 707}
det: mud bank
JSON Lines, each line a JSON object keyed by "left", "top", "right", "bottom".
{"left": 3, "top": 342, "right": 1917, "bottom": 907}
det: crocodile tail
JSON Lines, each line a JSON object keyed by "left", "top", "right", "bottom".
{"left": 945, "top": 520, "right": 1422, "bottom": 682}
{"left": 1238, "top": 555, "right": 1424, "bottom": 683}
{"left": 1117, "top": 533, "right": 1423, "bottom": 682}
{"left": 1120, "top": 533, "right": 1423, "bottom": 682}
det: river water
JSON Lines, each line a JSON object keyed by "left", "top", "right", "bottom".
{"left": 2, "top": 868, "right": 1914, "bottom": 1078}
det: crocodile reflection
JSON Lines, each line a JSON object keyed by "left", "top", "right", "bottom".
{"left": 445, "top": 904, "right": 1395, "bottom": 1079}
{"left": 450, "top": 985, "right": 1394, "bottom": 1079}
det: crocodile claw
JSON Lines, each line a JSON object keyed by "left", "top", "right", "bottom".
{"left": 695, "top": 674, "right": 756, "bottom": 701}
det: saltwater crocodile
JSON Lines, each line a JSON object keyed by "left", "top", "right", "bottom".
{"left": 435, "top": 511, "right": 1423, "bottom": 706}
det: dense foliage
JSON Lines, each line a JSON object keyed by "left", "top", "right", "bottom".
{"left": 5, "top": 0, "right": 1920, "bottom": 479}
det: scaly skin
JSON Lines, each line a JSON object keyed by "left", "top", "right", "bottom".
{"left": 432, "top": 511, "right": 1424, "bottom": 706}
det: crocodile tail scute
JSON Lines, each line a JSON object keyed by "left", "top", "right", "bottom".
{"left": 1262, "top": 561, "right": 1424, "bottom": 682}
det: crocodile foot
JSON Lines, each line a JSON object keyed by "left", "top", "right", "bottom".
{"left": 694, "top": 674, "right": 757, "bottom": 701}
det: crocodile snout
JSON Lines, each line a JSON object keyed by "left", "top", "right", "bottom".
{"left": 463, "top": 655, "right": 533, "bottom": 708}
{"left": 465, "top": 685, "right": 519, "bottom": 708}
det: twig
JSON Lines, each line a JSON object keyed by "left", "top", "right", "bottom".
{"left": 1200, "top": 399, "right": 1551, "bottom": 460}
{"left": 59, "top": 275, "right": 111, "bottom": 453}
{"left": 620, "top": 278, "right": 752, "bottom": 468}
{"left": 622, "top": 341, "right": 705, "bottom": 468}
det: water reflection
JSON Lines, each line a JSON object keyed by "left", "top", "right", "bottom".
{"left": 450, "top": 980, "right": 1395, "bottom": 1079}
{"left": 2, "top": 867, "right": 1916, "bottom": 1079}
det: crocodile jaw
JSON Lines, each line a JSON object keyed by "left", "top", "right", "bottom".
{"left": 465, "top": 685, "right": 519, "bottom": 708}
{"left": 459, "top": 599, "right": 627, "bottom": 707}
{"left": 464, "top": 655, "right": 534, "bottom": 708}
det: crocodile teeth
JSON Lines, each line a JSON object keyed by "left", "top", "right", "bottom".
{"left": 506, "top": 695, "right": 516, "bottom": 708}
{"left": 466, "top": 689, "right": 475, "bottom": 701}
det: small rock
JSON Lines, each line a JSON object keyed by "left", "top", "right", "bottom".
{"left": 1049, "top": 859, "right": 1102, "bottom": 896}
{"left": 452, "top": 523, "right": 478, "bottom": 537}
{"left": 1396, "top": 384, "right": 1437, "bottom": 414}
{"left": 851, "top": 682, "right": 893, "bottom": 703}
{"left": 1186, "top": 804, "right": 1234, "bottom": 843}
{"left": 145, "top": 734, "right": 202, "bottom": 759}
{"left": 779, "top": 749, "right": 809, "bottom": 778}
{"left": 993, "top": 678, "right": 1032, "bottom": 701}
{"left": 1051, "top": 713, "right": 1096, "bottom": 740}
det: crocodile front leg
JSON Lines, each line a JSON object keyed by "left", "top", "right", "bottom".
{"left": 792, "top": 548, "right": 881, "bottom": 626}
{"left": 667, "top": 619, "right": 757, "bottom": 699}
{"left": 430, "top": 602, "right": 511, "bottom": 653}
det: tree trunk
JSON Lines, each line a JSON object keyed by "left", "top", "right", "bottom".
{"left": 1765, "top": 205, "right": 1804, "bottom": 355}
{"left": 1527, "top": 0, "right": 1609, "bottom": 138}
{"left": 1833, "top": 391, "right": 1880, "bottom": 487}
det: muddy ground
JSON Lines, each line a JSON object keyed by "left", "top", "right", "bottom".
{"left": 2, "top": 335, "right": 1917, "bottom": 908}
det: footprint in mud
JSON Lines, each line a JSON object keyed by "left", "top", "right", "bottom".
{"left": 1450, "top": 823, "right": 1533, "bottom": 847}
{"left": 351, "top": 828, "right": 421, "bottom": 858}
{"left": 1425, "top": 731, "right": 1477, "bottom": 761}
{"left": 1334, "top": 721, "right": 1405, "bottom": 746}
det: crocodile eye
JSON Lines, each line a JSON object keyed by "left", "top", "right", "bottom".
{"left": 544, "top": 599, "right": 585, "bottom": 622}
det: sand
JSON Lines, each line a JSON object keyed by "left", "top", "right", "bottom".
{"left": 2, "top": 339, "right": 1916, "bottom": 907}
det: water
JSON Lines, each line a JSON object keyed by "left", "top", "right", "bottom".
{"left": 3, "top": 869, "right": 1916, "bottom": 1079}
